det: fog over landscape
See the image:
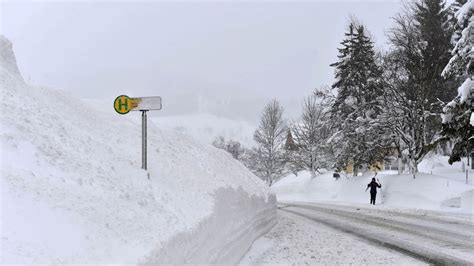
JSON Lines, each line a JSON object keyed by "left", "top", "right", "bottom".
{"left": 1, "top": 0, "right": 400, "bottom": 121}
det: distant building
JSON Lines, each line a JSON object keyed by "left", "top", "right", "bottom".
{"left": 343, "top": 147, "right": 405, "bottom": 175}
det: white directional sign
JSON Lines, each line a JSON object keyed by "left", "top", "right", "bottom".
{"left": 133, "top": 96, "right": 162, "bottom": 111}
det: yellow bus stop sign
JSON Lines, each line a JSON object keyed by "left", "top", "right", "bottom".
{"left": 114, "top": 95, "right": 162, "bottom": 114}
{"left": 114, "top": 95, "right": 137, "bottom": 114}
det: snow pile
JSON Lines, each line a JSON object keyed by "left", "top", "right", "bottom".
{"left": 0, "top": 36, "right": 23, "bottom": 83}
{"left": 273, "top": 157, "right": 473, "bottom": 213}
{"left": 0, "top": 35, "right": 276, "bottom": 264}
{"left": 418, "top": 155, "right": 470, "bottom": 181}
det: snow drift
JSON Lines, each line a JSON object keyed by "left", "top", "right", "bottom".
{"left": 0, "top": 35, "right": 276, "bottom": 264}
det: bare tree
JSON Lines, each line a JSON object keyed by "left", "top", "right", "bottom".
{"left": 253, "top": 100, "right": 287, "bottom": 186}
{"left": 291, "top": 89, "right": 334, "bottom": 177}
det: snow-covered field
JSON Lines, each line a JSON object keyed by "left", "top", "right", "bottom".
{"left": 0, "top": 35, "right": 276, "bottom": 264}
{"left": 273, "top": 158, "right": 473, "bottom": 213}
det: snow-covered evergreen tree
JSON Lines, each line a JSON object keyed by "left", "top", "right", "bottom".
{"left": 283, "top": 129, "right": 303, "bottom": 175}
{"left": 329, "top": 20, "right": 386, "bottom": 175}
{"left": 384, "top": 0, "right": 461, "bottom": 174}
{"left": 441, "top": 0, "right": 473, "bottom": 164}
{"left": 252, "top": 100, "right": 287, "bottom": 186}
{"left": 416, "top": 0, "right": 456, "bottom": 104}
{"left": 284, "top": 129, "right": 298, "bottom": 152}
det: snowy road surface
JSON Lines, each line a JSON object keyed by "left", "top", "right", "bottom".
{"left": 241, "top": 202, "right": 473, "bottom": 265}
{"left": 241, "top": 211, "right": 425, "bottom": 265}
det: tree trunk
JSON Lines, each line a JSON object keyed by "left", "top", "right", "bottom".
{"left": 353, "top": 165, "right": 358, "bottom": 177}
{"left": 397, "top": 156, "right": 403, "bottom": 175}
{"left": 310, "top": 169, "right": 317, "bottom": 179}
{"left": 412, "top": 160, "right": 418, "bottom": 179}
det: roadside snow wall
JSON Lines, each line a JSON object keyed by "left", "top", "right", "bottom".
{"left": 0, "top": 35, "right": 276, "bottom": 264}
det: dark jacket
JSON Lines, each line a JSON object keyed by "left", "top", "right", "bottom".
{"left": 367, "top": 180, "right": 381, "bottom": 193}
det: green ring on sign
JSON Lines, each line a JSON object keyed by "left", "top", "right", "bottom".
{"left": 114, "top": 95, "right": 131, "bottom": 115}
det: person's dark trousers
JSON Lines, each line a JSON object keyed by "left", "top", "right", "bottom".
{"left": 370, "top": 192, "right": 376, "bottom": 205}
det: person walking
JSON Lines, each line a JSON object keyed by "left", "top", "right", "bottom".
{"left": 365, "top": 177, "right": 382, "bottom": 205}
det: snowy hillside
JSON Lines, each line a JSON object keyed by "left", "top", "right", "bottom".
{"left": 83, "top": 100, "right": 256, "bottom": 146}
{"left": 150, "top": 113, "right": 256, "bottom": 146}
{"left": 0, "top": 35, "right": 276, "bottom": 264}
{"left": 273, "top": 157, "right": 473, "bottom": 213}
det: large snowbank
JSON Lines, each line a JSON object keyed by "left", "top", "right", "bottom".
{"left": 0, "top": 35, "right": 276, "bottom": 264}
{"left": 273, "top": 156, "right": 473, "bottom": 213}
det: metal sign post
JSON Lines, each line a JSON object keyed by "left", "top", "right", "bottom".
{"left": 114, "top": 95, "right": 162, "bottom": 172}
{"left": 142, "top": 110, "right": 148, "bottom": 170}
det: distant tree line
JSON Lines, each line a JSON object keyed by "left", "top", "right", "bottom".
{"left": 213, "top": 0, "right": 472, "bottom": 185}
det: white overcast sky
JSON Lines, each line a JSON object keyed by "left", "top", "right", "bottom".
{"left": 1, "top": 0, "right": 401, "bottom": 121}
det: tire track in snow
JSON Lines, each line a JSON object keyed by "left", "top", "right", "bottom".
{"left": 240, "top": 211, "right": 425, "bottom": 265}
{"left": 315, "top": 202, "right": 474, "bottom": 232}
{"left": 286, "top": 204, "right": 473, "bottom": 247}
{"left": 279, "top": 203, "right": 474, "bottom": 265}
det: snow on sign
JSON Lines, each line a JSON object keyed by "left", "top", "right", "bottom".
{"left": 113, "top": 95, "right": 162, "bottom": 115}
{"left": 114, "top": 94, "right": 162, "bottom": 171}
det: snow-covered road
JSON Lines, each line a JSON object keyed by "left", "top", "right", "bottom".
{"left": 241, "top": 202, "right": 473, "bottom": 265}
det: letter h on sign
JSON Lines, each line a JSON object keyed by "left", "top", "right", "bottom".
{"left": 118, "top": 98, "right": 128, "bottom": 112}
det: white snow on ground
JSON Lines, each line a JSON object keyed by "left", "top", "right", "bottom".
{"left": 241, "top": 153, "right": 473, "bottom": 264}
{"left": 0, "top": 35, "right": 276, "bottom": 264}
{"left": 273, "top": 157, "right": 474, "bottom": 213}
{"left": 418, "top": 154, "right": 471, "bottom": 182}
{"left": 240, "top": 211, "right": 425, "bottom": 265}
